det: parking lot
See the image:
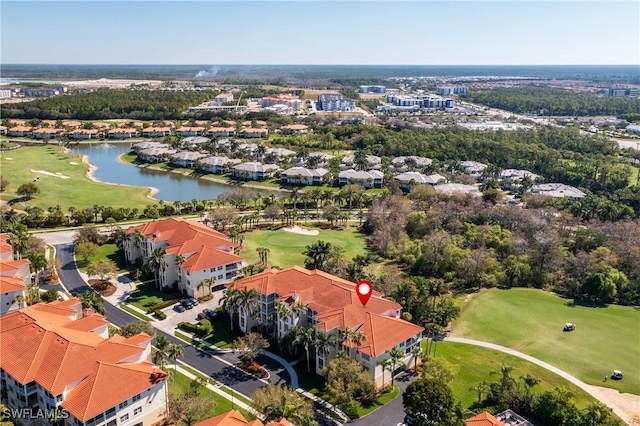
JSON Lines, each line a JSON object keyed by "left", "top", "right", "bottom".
{"left": 157, "top": 290, "right": 226, "bottom": 333}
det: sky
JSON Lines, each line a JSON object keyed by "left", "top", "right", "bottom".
{"left": 1, "top": 1, "right": 638, "bottom": 65}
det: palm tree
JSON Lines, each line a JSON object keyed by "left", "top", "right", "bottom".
{"left": 175, "top": 254, "right": 186, "bottom": 268}
{"left": 219, "top": 285, "right": 240, "bottom": 330}
{"left": 131, "top": 229, "right": 146, "bottom": 265}
{"left": 582, "top": 402, "right": 612, "bottom": 426}
{"left": 153, "top": 335, "right": 170, "bottom": 365}
{"left": 469, "top": 381, "right": 489, "bottom": 405}
{"left": 112, "top": 228, "right": 128, "bottom": 251}
{"left": 143, "top": 247, "right": 168, "bottom": 291}
{"left": 410, "top": 344, "right": 422, "bottom": 373}
{"left": 167, "top": 343, "right": 185, "bottom": 377}
{"left": 9, "top": 230, "right": 29, "bottom": 259}
{"left": 378, "top": 358, "right": 392, "bottom": 389}
{"left": 387, "top": 347, "right": 405, "bottom": 389}
{"left": 235, "top": 288, "right": 260, "bottom": 332}
{"left": 197, "top": 277, "right": 215, "bottom": 298}
{"left": 520, "top": 373, "right": 540, "bottom": 407}
{"left": 314, "top": 331, "right": 338, "bottom": 366}
{"left": 294, "top": 326, "right": 315, "bottom": 373}
{"left": 275, "top": 300, "right": 291, "bottom": 341}
{"left": 256, "top": 247, "right": 270, "bottom": 266}
{"left": 28, "top": 253, "right": 48, "bottom": 280}
{"left": 490, "top": 363, "right": 516, "bottom": 391}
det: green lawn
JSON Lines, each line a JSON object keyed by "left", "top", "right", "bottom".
{"left": 452, "top": 288, "right": 640, "bottom": 394}
{"left": 241, "top": 227, "right": 369, "bottom": 268}
{"left": 127, "top": 281, "right": 179, "bottom": 312}
{"left": 428, "top": 341, "right": 602, "bottom": 409}
{"left": 79, "top": 243, "right": 128, "bottom": 272}
{"left": 168, "top": 370, "right": 255, "bottom": 420}
{"left": 0, "top": 145, "right": 154, "bottom": 210}
{"left": 119, "top": 304, "right": 153, "bottom": 321}
{"left": 204, "top": 323, "right": 240, "bottom": 349}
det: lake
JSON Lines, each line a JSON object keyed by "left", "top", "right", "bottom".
{"left": 74, "top": 143, "right": 277, "bottom": 202}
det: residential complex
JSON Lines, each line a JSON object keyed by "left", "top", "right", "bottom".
{"left": 231, "top": 266, "right": 424, "bottom": 388}
{"left": 607, "top": 88, "right": 639, "bottom": 97}
{"left": 378, "top": 94, "right": 454, "bottom": 112}
{"left": 316, "top": 94, "right": 356, "bottom": 112}
{"left": 530, "top": 183, "right": 586, "bottom": 199}
{"left": 0, "top": 299, "right": 168, "bottom": 426}
{"left": 436, "top": 86, "right": 469, "bottom": 95}
{"left": 194, "top": 410, "right": 291, "bottom": 426}
{"left": 0, "top": 234, "right": 30, "bottom": 315}
{"left": 123, "top": 218, "right": 242, "bottom": 296}
{"left": 280, "top": 167, "right": 329, "bottom": 185}
{"left": 358, "top": 85, "right": 387, "bottom": 93}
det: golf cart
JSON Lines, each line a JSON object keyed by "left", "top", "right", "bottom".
{"left": 563, "top": 323, "right": 575, "bottom": 331}
{"left": 611, "top": 370, "right": 623, "bottom": 380}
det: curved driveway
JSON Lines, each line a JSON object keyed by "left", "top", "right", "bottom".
{"left": 54, "top": 243, "right": 285, "bottom": 397}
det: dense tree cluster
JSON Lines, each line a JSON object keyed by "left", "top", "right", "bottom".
{"left": 0, "top": 89, "right": 217, "bottom": 120}
{"left": 365, "top": 192, "right": 640, "bottom": 306}
{"left": 462, "top": 86, "right": 640, "bottom": 116}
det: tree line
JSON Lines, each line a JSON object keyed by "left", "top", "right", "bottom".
{"left": 0, "top": 89, "right": 217, "bottom": 120}
{"left": 461, "top": 86, "right": 640, "bottom": 117}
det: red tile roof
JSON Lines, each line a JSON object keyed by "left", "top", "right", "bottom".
{"left": 127, "top": 218, "right": 240, "bottom": 270}
{"left": 465, "top": 412, "right": 506, "bottom": 426}
{"left": 233, "top": 266, "right": 423, "bottom": 357}
{"left": 0, "top": 300, "right": 166, "bottom": 421}
{"left": 0, "top": 258, "right": 31, "bottom": 276}
{"left": 0, "top": 276, "right": 24, "bottom": 293}
{"left": 194, "top": 410, "right": 264, "bottom": 426}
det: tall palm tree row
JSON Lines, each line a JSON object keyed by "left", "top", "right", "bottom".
{"left": 219, "top": 285, "right": 240, "bottom": 331}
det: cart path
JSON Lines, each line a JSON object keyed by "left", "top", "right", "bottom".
{"left": 446, "top": 337, "right": 640, "bottom": 425}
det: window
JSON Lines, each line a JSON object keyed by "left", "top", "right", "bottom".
{"left": 120, "top": 414, "right": 129, "bottom": 423}
{"left": 106, "top": 420, "right": 117, "bottom": 426}
{"left": 361, "top": 353, "right": 370, "bottom": 361}
{"left": 217, "top": 266, "right": 223, "bottom": 271}
{"left": 133, "top": 407, "right": 142, "bottom": 416}
{"left": 105, "top": 407, "right": 116, "bottom": 418}
{"left": 132, "top": 394, "right": 141, "bottom": 402}
{"left": 210, "top": 268, "right": 215, "bottom": 272}
{"left": 118, "top": 401, "right": 128, "bottom": 409}
{"left": 217, "top": 275, "right": 223, "bottom": 280}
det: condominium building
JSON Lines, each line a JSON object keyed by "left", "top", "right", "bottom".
{"left": 232, "top": 162, "right": 279, "bottom": 180}
{"left": 280, "top": 167, "right": 329, "bottom": 185}
{"left": 123, "top": 218, "right": 242, "bottom": 296}
{"left": 0, "top": 234, "right": 29, "bottom": 315}
{"left": 394, "top": 172, "right": 445, "bottom": 190}
{"left": 436, "top": 86, "right": 469, "bottom": 95}
{"left": 316, "top": 94, "right": 356, "bottom": 112}
{"left": 530, "top": 183, "right": 586, "bottom": 199}
{"left": 385, "top": 94, "right": 455, "bottom": 109}
{"left": 358, "top": 85, "right": 387, "bottom": 94}
{"left": 231, "top": 266, "right": 424, "bottom": 388}
{"left": 0, "top": 299, "right": 168, "bottom": 426}
{"left": 338, "top": 169, "right": 383, "bottom": 188}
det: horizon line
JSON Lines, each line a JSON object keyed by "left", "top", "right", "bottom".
{"left": 2, "top": 63, "right": 638, "bottom": 67}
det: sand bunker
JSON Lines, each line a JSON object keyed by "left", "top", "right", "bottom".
{"left": 69, "top": 161, "right": 79, "bottom": 165}
{"left": 4, "top": 157, "right": 13, "bottom": 160}
{"left": 283, "top": 225, "right": 320, "bottom": 236}
{"left": 31, "top": 170, "right": 71, "bottom": 179}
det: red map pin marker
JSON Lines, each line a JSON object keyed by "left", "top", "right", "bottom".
{"left": 356, "top": 279, "right": 372, "bottom": 307}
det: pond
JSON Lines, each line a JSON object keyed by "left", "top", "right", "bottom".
{"left": 74, "top": 142, "right": 277, "bottom": 202}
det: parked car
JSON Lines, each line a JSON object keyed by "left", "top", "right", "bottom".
{"left": 173, "top": 304, "right": 186, "bottom": 313}
{"left": 188, "top": 298, "right": 199, "bottom": 307}
{"left": 563, "top": 323, "right": 575, "bottom": 331}
{"left": 611, "top": 370, "right": 623, "bottom": 380}
{"left": 180, "top": 299, "right": 196, "bottom": 309}
{"left": 203, "top": 309, "right": 218, "bottom": 320}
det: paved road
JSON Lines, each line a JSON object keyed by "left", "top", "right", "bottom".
{"left": 351, "top": 373, "right": 415, "bottom": 426}
{"left": 54, "top": 243, "right": 279, "bottom": 398}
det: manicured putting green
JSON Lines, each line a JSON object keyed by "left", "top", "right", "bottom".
{"left": 240, "top": 227, "right": 368, "bottom": 268}
{"left": 452, "top": 288, "right": 640, "bottom": 394}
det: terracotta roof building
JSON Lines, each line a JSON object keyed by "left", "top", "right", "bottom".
{"left": 0, "top": 300, "right": 168, "bottom": 426}
{"left": 124, "top": 218, "right": 242, "bottom": 297}
{"left": 465, "top": 411, "right": 507, "bottom": 426}
{"left": 194, "top": 410, "right": 293, "bottom": 426}
{"left": 231, "top": 266, "right": 424, "bottom": 387}
{"left": 0, "top": 234, "right": 30, "bottom": 314}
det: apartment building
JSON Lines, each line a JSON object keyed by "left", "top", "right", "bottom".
{"left": 359, "top": 85, "right": 386, "bottom": 94}
{"left": 231, "top": 266, "right": 424, "bottom": 388}
{"left": 123, "top": 218, "right": 242, "bottom": 296}
{"left": 280, "top": 167, "right": 329, "bottom": 185}
{"left": 530, "top": 183, "right": 586, "bottom": 199}
{"left": 436, "top": 86, "right": 469, "bottom": 95}
{"left": 232, "top": 162, "right": 279, "bottom": 180}
{"left": 338, "top": 170, "right": 383, "bottom": 188}
{"left": 0, "top": 234, "right": 28, "bottom": 315}
{"left": 316, "top": 94, "right": 355, "bottom": 112}
{"left": 385, "top": 94, "right": 455, "bottom": 109}
{"left": 195, "top": 410, "right": 291, "bottom": 426}
{"left": 260, "top": 95, "right": 303, "bottom": 111}
{"left": 394, "top": 172, "right": 445, "bottom": 190}
{"left": 0, "top": 299, "right": 168, "bottom": 426}
{"left": 197, "top": 156, "right": 241, "bottom": 174}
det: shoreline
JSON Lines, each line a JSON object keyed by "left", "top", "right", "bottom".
{"left": 82, "top": 154, "right": 160, "bottom": 200}
{"left": 115, "top": 153, "right": 291, "bottom": 194}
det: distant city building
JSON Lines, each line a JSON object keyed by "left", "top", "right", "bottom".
{"left": 316, "top": 94, "right": 356, "bottom": 112}
{"left": 260, "top": 95, "right": 303, "bottom": 111}
{"left": 382, "top": 94, "right": 455, "bottom": 110}
{"left": 608, "top": 88, "right": 640, "bottom": 97}
{"left": 21, "top": 87, "right": 65, "bottom": 97}
{"left": 0, "top": 89, "right": 13, "bottom": 99}
{"left": 359, "top": 85, "right": 387, "bottom": 94}
{"left": 436, "top": 86, "right": 469, "bottom": 95}
{"left": 626, "top": 124, "right": 640, "bottom": 133}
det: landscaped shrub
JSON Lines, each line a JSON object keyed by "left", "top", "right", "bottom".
{"left": 178, "top": 322, "right": 199, "bottom": 334}
{"left": 339, "top": 400, "right": 360, "bottom": 419}
{"left": 146, "top": 299, "right": 180, "bottom": 313}
{"left": 199, "top": 295, "right": 213, "bottom": 302}
{"left": 152, "top": 308, "right": 166, "bottom": 320}
{"left": 197, "top": 319, "right": 212, "bottom": 337}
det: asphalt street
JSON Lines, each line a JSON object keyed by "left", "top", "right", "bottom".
{"left": 53, "top": 242, "right": 280, "bottom": 398}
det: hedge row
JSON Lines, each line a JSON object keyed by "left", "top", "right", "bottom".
{"left": 146, "top": 299, "right": 180, "bottom": 314}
